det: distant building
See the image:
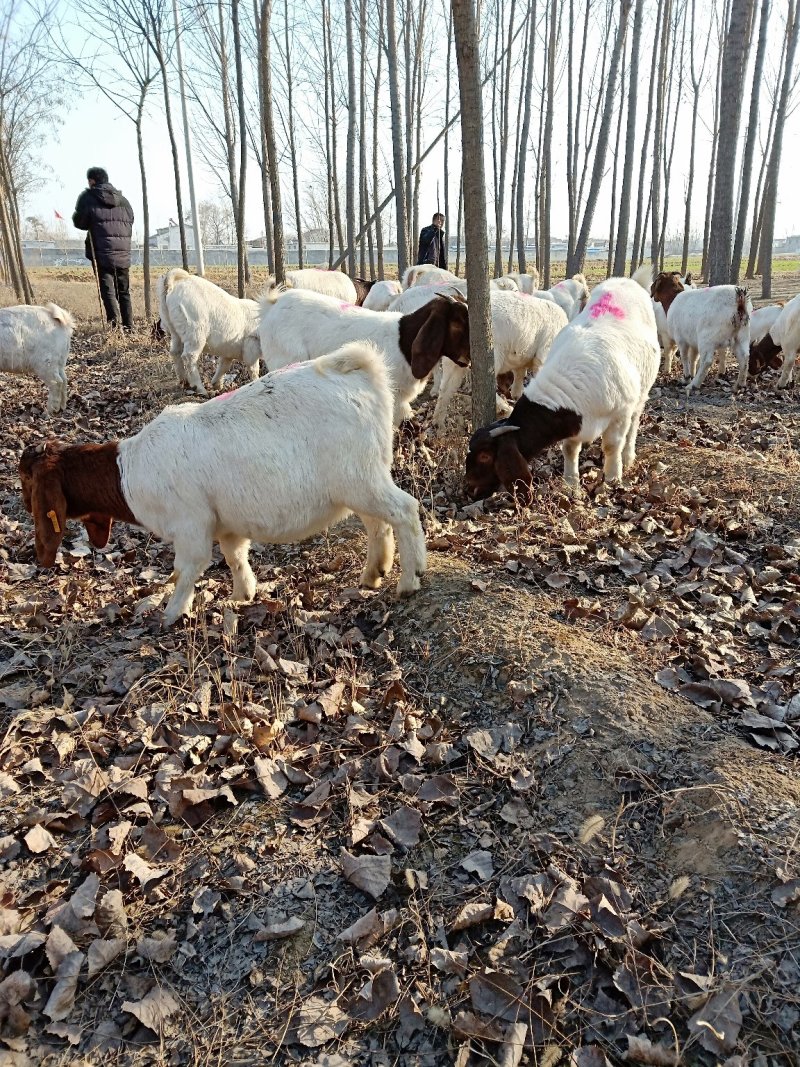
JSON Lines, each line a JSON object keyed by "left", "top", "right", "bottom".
{"left": 149, "top": 217, "right": 195, "bottom": 251}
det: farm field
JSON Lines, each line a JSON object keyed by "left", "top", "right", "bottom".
{"left": 1, "top": 269, "right": 799, "bottom": 1065}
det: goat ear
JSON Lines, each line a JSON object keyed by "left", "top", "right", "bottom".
{"left": 495, "top": 438, "right": 533, "bottom": 501}
{"left": 410, "top": 304, "right": 447, "bottom": 379}
{"left": 30, "top": 466, "right": 67, "bottom": 567}
{"left": 83, "top": 513, "right": 113, "bottom": 549}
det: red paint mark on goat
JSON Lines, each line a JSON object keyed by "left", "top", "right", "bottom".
{"left": 589, "top": 292, "right": 625, "bottom": 320}
{"left": 210, "top": 389, "right": 237, "bottom": 402}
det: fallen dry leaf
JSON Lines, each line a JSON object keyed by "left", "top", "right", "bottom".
{"left": 340, "top": 850, "right": 392, "bottom": 899}
{"left": 122, "top": 986, "right": 180, "bottom": 1032}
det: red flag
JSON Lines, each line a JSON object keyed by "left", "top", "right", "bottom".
{"left": 54, "top": 210, "right": 64, "bottom": 221}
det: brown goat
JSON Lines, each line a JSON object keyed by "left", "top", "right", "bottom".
{"left": 651, "top": 271, "right": 687, "bottom": 314}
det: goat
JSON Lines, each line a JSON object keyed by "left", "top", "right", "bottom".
{"left": 503, "top": 269, "right": 540, "bottom": 294}
{"left": 748, "top": 304, "right": 785, "bottom": 376}
{"left": 767, "top": 293, "right": 800, "bottom": 387}
{"left": 258, "top": 287, "right": 470, "bottom": 424}
{"left": 666, "top": 285, "right": 752, "bottom": 392}
{"left": 432, "top": 291, "right": 568, "bottom": 427}
{"left": 464, "top": 273, "right": 660, "bottom": 499}
{"left": 268, "top": 267, "right": 359, "bottom": 304}
{"left": 18, "top": 343, "right": 427, "bottom": 626}
{"left": 402, "top": 265, "right": 459, "bottom": 289}
{"left": 157, "top": 269, "right": 261, "bottom": 396}
{"left": 362, "top": 280, "right": 403, "bottom": 311}
{"left": 0, "top": 303, "right": 74, "bottom": 415}
{"left": 650, "top": 270, "right": 694, "bottom": 375}
{"left": 531, "top": 274, "right": 590, "bottom": 321}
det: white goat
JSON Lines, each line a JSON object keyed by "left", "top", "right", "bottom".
{"left": 158, "top": 269, "right": 261, "bottom": 396}
{"left": 649, "top": 270, "right": 695, "bottom": 375}
{"left": 270, "top": 267, "right": 358, "bottom": 304}
{"left": 750, "top": 304, "right": 784, "bottom": 344}
{"left": 769, "top": 294, "right": 800, "bottom": 387}
{"left": 362, "top": 280, "right": 403, "bottom": 311}
{"left": 432, "top": 292, "right": 568, "bottom": 428}
{"left": 402, "top": 265, "right": 458, "bottom": 289}
{"left": 19, "top": 344, "right": 427, "bottom": 626}
{"left": 504, "top": 270, "right": 540, "bottom": 294}
{"left": 0, "top": 303, "right": 74, "bottom": 415}
{"left": 532, "top": 274, "right": 589, "bottom": 320}
{"left": 465, "top": 273, "right": 660, "bottom": 497}
{"left": 258, "top": 287, "right": 470, "bottom": 424}
{"left": 666, "top": 285, "right": 752, "bottom": 392}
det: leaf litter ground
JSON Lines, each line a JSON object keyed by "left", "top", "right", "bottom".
{"left": 1, "top": 321, "right": 799, "bottom": 1066}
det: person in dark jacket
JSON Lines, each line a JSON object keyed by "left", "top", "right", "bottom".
{"left": 416, "top": 212, "right": 447, "bottom": 270}
{"left": 73, "top": 167, "right": 135, "bottom": 330}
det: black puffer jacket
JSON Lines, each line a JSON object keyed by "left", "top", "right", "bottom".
{"left": 73, "top": 183, "right": 134, "bottom": 269}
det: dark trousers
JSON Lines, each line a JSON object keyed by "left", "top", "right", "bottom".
{"left": 95, "top": 265, "right": 133, "bottom": 329}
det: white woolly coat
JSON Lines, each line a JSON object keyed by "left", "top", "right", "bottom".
{"left": 526, "top": 277, "right": 660, "bottom": 446}
{"left": 258, "top": 287, "right": 431, "bottom": 422}
{"left": 769, "top": 293, "right": 800, "bottom": 386}
{"left": 0, "top": 303, "right": 74, "bottom": 414}
{"left": 279, "top": 268, "right": 358, "bottom": 303}
{"left": 666, "top": 285, "right": 752, "bottom": 389}
{"left": 362, "top": 280, "right": 403, "bottom": 310}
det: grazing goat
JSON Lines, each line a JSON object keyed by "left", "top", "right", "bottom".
{"left": 464, "top": 273, "right": 660, "bottom": 499}
{"left": 19, "top": 344, "right": 427, "bottom": 626}
{"left": 402, "top": 265, "right": 459, "bottom": 289}
{"left": 0, "top": 303, "right": 74, "bottom": 415}
{"left": 532, "top": 274, "right": 589, "bottom": 320}
{"left": 766, "top": 293, "right": 800, "bottom": 387}
{"left": 432, "top": 291, "right": 568, "bottom": 428}
{"left": 362, "top": 280, "right": 403, "bottom": 311}
{"left": 268, "top": 267, "right": 358, "bottom": 304}
{"left": 748, "top": 305, "right": 785, "bottom": 376}
{"left": 258, "top": 287, "right": 470, "bottom": 424}
{"left": 666, "top": 285, "right": 752, "bottom": 392}
{"left": 158, "top": 269, "right": 261, "bottom": 395}
{"left": 650, "top": 270, "right": 694, "bottom": 375}
{"left": 504, "top": 269, "right": 540, "bottom": 294}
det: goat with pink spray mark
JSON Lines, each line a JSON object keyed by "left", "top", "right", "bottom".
{"left": 589, "top": 292, "right": 625, "bottom": 320}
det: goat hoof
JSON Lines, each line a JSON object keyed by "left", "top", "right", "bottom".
{"left": 359, "top": 569, "right": 383, "bottom": 590}
{"left": 397, "top": 574, "right": 421, "bottom": 597}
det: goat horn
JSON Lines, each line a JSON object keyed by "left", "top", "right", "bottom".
{"left": 489, "top": 424, "right": 520, "bottom": 438}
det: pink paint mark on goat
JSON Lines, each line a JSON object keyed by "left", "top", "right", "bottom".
{"left": 589, "top": 292, "right": 625, "bottom": 320}
{"left": 339, "top": 301, "right": 357, "bottom": 311}
{"left": 272, "top": 361, "right": 306, "bottom": 375}
{"left": 210, "top": 389, "right": 237, "bottom": 402}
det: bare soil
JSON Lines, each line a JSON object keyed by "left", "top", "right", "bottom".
{"left": 1, "top": 274, "right": 799, "bottom": 1066}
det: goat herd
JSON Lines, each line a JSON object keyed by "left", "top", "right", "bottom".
{"left": 2, "top": 262, "right": 797, "bottom": 626}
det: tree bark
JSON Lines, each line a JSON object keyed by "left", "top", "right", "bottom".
{"left": 284, "top": 0, "right": 304, "bottom": 269}
{"left": 156, "top": 48, "right": 188, "bottom": 270}
{"left": 613, "top": 0, "right": 643, "bottom": 276}
{"left": 231, "top": 0, "right": 248, "bottom": 294}
{"left": 542, "top": 0, "right": 557, "bottom": 286}
{"left": 681, "top": 0, "right": 703, "bottom": 273}
{"left": 608, "top": 30, "right": 627, "bottom": 276}
{"left": 515, "top": 0, "right": 536, "bottom": 273}
{"left": 707, "top": 0, "right": 756, "bottom": 284}
{"left": 386, "top": 0, "right": 409, "bottom": 275}
{"left": 760, "top": 0, "right": 799, "bottom": 298}
{"left": 259, "top": 0, "right": 286, "bottom": 283}
{"left": 731, "top": 0, "right": 770, "bottom": 281}
{"left": 345, "top": 0, "right": 357, "bottom": 276}
{"left": 359, "top": 0, "right": 368, "bottom": 276}
{"left": 650, "top": 0, "right": 671, "bottom": 270}
{"left": 631, "top": 0, "right": 663, "bottom": 274}
{"left": 569, "top": 0, "right": 632, "bottom": 275}
{"left": 452, "top": 0, "right": 495, "bottom": 428}
{"left": 373, "top": 0, "right": 385, "bottom": 277}
{"left": 136, "top": 101, "right": 151, "bottom": 320}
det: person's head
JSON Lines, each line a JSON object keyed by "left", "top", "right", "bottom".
{"left": 87, "top": 167, "right": 109, "bottom": 187}
{"left": 432, "top": 212, "right": 444, "bottom": 229}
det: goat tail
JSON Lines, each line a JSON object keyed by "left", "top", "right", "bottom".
{"left": 631, "top": 264, "right": 653, "bottom": 292}
{"left": 158, "top": 268, "right": 191, "bottom": 333}
{"left": 45, "top": 303, "right": 76, "bottom": 331}
{"left": 735, "top": 286, "right": 750, "bottom": 325}
{"left": 313, "top": 341, "right": 387, "bottom": 387}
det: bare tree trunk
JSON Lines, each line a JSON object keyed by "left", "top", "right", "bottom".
{"left": 746, "top": 30, "right": 782, "bottom": 276}
{"left": 455, "top": 168, "right": 464, "bottom": 274}
{"left": 387, "top": 0, "right": 409, "bottom": 275}
{"left": 542, "top": 0, "right": 557, "bottom": 286}
{"left": 681, "top": 0, "right": 702, "bottom": 273}
{"left": 708, "top": 0, "right": 756, "bottom": 284}
{"left": 494, "top": 0, "right": 515, "bottom": 277}
{"left": 345, "top": 0, "right": 357, "bottom": 276}
{"left": 322, "top": 0, "right": 334, "bottom": 265}
{"left": 373, "top": 0, "right": 386, "bottom": 277}
{"left": 412, "top": 6, "right": 425, "bottom": 244}
{"left": 217, "top": 0, "right": 240, "bottom": 251}
{"left": 452, "top": 0, "right": 495, "bottom": 429}
{"left": 514, "top": 0, "right": 535, "bottom": 273}
{"left": 508, "top": 23, "right": 528, "bottom": 273}
{"left": 613, "top": 0, "right": 643, "bottom": 276}
{"left": 760, "top": 0, "right": 799, "bottom": 298}
{"left": 156, "top": 50, "right": 189, "bottom": 269}
{"left": 359, "top": 0, "right": 368, "bottom": 276}
{"left": 569, "top": 0, "right": 632, "bottom": 275}
{"left": 608, "top": 31, "right": 627, "bottom": 276}
{"left": 443, "top": 9, "right": 452, "bottom": 256}
{"left": 659, "top": 10, "right": 684, "bottom": 268}
{"left": 650, "top": 0, "right": 671, "bottom": 270}
{"left": 259, "top": 0, "right": 285, "bottom": 283}
{"left": 231, "top": 0, "right": 248, "bottom": 294}
{"left": 325, "top": 1, "right": 345, "bottom": 258}
{"left": 731, "top": 0, "right": 770, "bottom": 281}
{"left": 701, "top": 2, "right": 729, "bottom": 279}
{"left": 284, "top": 0, "right": 304, "bottom": 269}
{"left": 136, "top": 102, "right": 152, "bottom": 320}
{"left": 631, "top": 0, "right": 663, "bottom": 274}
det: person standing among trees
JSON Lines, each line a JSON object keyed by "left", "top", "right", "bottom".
{"left": 73, "top": 167, "right": 135, "bottom": 330}
{"left": 416, "top": 211, "right": 448, "bottom": 269}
